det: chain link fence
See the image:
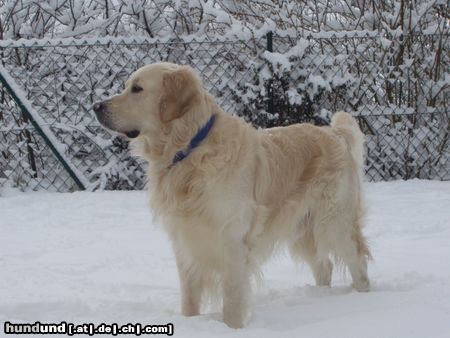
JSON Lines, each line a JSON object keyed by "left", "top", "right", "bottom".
{"left": 258, "top": 32, "right": 449, "bottom": 181}
{"left": 0, "top": 78, "right": 82, "bottom": 191}
{"left": 0, "top": 32, "right": 448, "bottom": 191}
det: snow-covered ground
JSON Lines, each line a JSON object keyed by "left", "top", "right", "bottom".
{"left": 1, "top": 180, "right": 449, "bottom": 337}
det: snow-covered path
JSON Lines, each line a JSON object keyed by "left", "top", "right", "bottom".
{"left": 1, "top": 180, "right": 449, "bottom": 337}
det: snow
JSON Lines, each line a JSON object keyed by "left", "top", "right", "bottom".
{"left": 1, "top": 180, "right": 450, "bottom": 337}
{"left": 263, "top": 51, "right": 292, "bottom": 72}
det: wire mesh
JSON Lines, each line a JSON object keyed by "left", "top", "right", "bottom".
{"left": 0, "top": 33, "right": 448, "bottom": 191}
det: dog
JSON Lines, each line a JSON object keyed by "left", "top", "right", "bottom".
{"left": 93, "top": 62, "right": 371, "bottom": 328}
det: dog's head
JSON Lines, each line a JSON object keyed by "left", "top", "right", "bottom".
{"left": 93, "top": 62, "right": 203, "bottom": 139}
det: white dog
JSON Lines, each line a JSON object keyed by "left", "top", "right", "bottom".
{"left": 93, "top": 62, "right": 371, "bottom": 328}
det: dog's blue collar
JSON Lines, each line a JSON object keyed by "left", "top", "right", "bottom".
{"left": 171, "top": 114, "right": 216, "bottom": 167}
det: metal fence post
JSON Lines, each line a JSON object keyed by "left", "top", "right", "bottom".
{"left": 266, "top": 31, "right": 274, "bottom": 117}
{"left": 0, "top": 68, "right": 86, "bottom": 190}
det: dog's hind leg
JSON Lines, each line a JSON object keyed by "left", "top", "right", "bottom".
{"left": 290, "top": 231, "right": 333, "bottom": 287}
{"left": 310, "top": 257, "right": 333, "bottom": 287}
{"left": 333, "top": 221, "right": 371, "bottom": 292}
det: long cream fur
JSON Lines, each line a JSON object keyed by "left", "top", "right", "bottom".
{"left": 96, "top": 62, "right": 372, "bottom": 329}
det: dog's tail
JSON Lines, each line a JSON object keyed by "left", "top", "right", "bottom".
{"left": 330, "top": 111, "right": 365, "bottom": 169}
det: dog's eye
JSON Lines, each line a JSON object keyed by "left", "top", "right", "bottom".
{"left": 131, "top": 85, "right": 143, "bottom": 93}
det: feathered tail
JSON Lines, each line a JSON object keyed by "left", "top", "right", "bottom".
{"left": 331, "top": 111, "right": 365, "bottom": 170}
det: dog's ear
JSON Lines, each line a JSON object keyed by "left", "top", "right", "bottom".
{"left": 159, "top": 66, "right": 201, "bottom": 123}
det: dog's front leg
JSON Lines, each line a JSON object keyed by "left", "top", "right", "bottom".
{"left": 175, "top": 253, "right": 202, "bottom": 316}
{"left": 222, "top": 243, "right": 251, "bottom": 329}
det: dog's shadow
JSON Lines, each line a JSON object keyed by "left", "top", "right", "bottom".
{"left": 192, "top": 284, "right": 355, "bottom": 330}
{"left": 256, "top": 284, "right": 353, "bottom": 306}
{"left": 247, "top": 285, "right": 354, "bottom": 329}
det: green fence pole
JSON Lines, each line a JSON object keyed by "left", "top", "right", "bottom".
{"left": 0, "top": 67, "right": 86, "bottom": 190}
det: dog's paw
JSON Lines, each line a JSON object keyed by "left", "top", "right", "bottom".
{"left": 223, "top": 315, "right": 245, "bottom": 329}
{"left": 223, "top": 309, "right": 246, "bottom": 329}
{"left": 353, "top": 278, "right": 370, "bottom": 292}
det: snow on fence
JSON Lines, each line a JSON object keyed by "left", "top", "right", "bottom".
{"left": 0, "top": 32, "right": 448, "bottom": 191}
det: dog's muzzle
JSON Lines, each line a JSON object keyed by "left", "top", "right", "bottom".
{"left": 93, "top": 101, "right": 140, "bottom": 139}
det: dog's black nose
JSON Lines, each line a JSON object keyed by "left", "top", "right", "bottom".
{"left": 92, "top": 102, "right": 105, "bottom": 113}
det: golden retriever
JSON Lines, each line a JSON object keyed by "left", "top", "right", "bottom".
{"left": 93, "top": 62, "right": 371, "bottom": 328}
